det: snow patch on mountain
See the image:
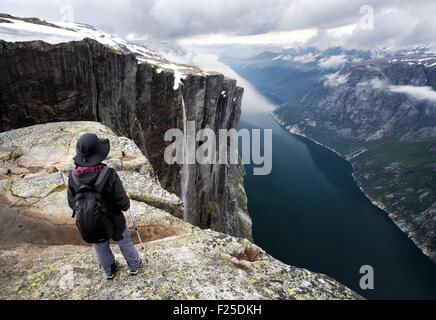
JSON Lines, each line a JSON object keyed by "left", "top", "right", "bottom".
{"left": 0, "top": 16, "right": 204, "bottom": 90}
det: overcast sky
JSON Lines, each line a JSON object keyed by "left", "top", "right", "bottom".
{"left": 1, "top": 0, "right": 436, "bottom": 49}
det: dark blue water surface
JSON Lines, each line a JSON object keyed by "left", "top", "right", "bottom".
{"left": 241, "top": 112, "right": 436, "bottom": 299}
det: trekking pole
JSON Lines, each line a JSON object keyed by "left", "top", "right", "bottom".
{"left": 128, "top": 207, "right": 148, "bottom": 262}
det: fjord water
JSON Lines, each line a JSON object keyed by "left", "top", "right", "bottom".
{"left": 190, "top": 50, "right": 436, "bottom": 299}
{"left": 241, "top": 112, "right": 436, "bottom": 299}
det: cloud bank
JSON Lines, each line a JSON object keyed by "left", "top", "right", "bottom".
{"left": 359, "top": 78, "right": 436, "bottom": 102}
{"left": 1, "top": 0, "right": 436, "bottom": 49}
{"left": 323, "top": 72, "right": 349, "bottom": 87}
{"left": 388, "top": 85, "right": 436, "bottom": 103}
{"left": 318, "top": 55, "right": 348, "bottom": 69}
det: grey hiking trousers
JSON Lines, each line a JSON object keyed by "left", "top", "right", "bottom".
{"left": 94, "top": 225, "right": 141, "bottom": 276}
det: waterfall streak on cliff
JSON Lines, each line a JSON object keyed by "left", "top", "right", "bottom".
{"left": 181, "top": 95, "right": 190, "bottom": 222}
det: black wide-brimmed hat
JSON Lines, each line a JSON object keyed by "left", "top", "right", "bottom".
{"left": 73, "top": 133, "right": 110, "bottom": 167}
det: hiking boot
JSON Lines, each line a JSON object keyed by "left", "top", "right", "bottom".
{"left": 129, "top": 259, "right": 142, "bottom": 276}
{"left": 106, "top": 260, "right": 119, "bottom": 280}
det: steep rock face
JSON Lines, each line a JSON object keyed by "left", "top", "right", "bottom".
{"left": 274, "top": 57, "right": 436, "bottom": 262}
{"left": 0, "top": 122, "right": 359, "bottom": 300}
{"left": 0, "top": 38, "right": 250, "bottom": 239}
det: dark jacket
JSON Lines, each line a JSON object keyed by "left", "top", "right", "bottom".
{"left": 67, "top": 164, "right": 130, "bottom": 241}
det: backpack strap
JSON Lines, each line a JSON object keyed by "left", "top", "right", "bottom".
{"left": 94, "top": 166, "right": 111, "bottom": 193}
{"left": 71, "top": 172, "right": 81, "bottom": 192}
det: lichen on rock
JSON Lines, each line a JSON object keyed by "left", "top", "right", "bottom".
{"left": 1, "top": 228, "right": 360, "bottom": 300}
{"left": 11, "top": 172, "right": 65, "bottom": 198}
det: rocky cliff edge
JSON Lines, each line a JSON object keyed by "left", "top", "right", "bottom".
{"left": 0, "top": 121, "right": 359, "bottom": 300}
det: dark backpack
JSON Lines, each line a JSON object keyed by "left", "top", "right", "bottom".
{"left": 71, "top": 167, "right": 113, "bottom": 243}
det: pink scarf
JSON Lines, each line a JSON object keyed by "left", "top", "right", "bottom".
{"left": 72, "top": 164, "right": 105, "bottom": 176}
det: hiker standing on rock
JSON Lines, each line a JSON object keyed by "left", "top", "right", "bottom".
{"left": 67, "top": 133, "right": 142, "bottom": 280}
